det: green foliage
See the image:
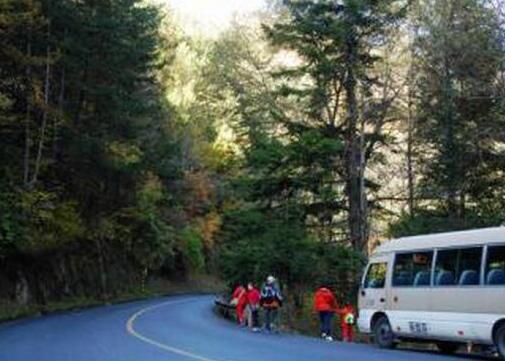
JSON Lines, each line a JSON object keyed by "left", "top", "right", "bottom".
{"left": 0, "top": 189, "right": 22, "bottom": 251}
{"left": 179, "top": 226, "right": 206, "bottom": 272}
{"left": 388, "top": 209, "right": 504, "bottom": 238}
{"left": 106, "top": 141, "right": 143, "bottom": 171}
{"left": 0, "top": 0, "right": 195, "bottom": 303}
{"left": 262, "top": 0, "right": 407, "bottom": 249}
{"left": 411, "top": 0, "right": 505, "bottom": 221}
{"left": 0, "top": 187, "right": 83, "bottom": 254}
{"left": 206, "top": 1, "right": 402, "bottom": 300}
{"left": 19, "top": 190, "right": 83, "bottom": 253}
{"left": 219, "top": 206, "right": 364, "bottom": 293}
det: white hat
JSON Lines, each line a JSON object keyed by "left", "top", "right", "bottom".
{"left": 267, "top": 275, "right": 275, "bottom": 284}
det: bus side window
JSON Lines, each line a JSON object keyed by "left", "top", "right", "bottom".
{"left": 434, "top": 247, "right": 482, "bottom": 286}
{"left": 392, "top": 251, "right": 433, "bottom": 287}
{"left": 364, "top": 263, "right": 387, "bottom": 289}
{"left": 486, "top": 245, "right": 505, "bottom": 285}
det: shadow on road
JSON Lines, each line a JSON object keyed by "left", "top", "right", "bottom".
{"left": 397, "top": 347, "right": 497, "bottom": 361}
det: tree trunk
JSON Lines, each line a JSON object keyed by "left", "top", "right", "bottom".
{"left": 53, "top": 29, "right": 66, "bottom": 158}
{"left": 95, "top": 239, "right": 108, "bottom": 300}
{"left": 58, "top": 257, "right": 71, "bottom": 297}
{"left": 407, "top": 88, "right": 415, "bottom": 217}
{"left": 359, "top": 117, "right": 368, "bottom": 255}
{"left": 32, "top": 21, "right": 52, "bottom": 184}
{"left": 441, "top": 4, "right": 458, "bottom": 220}
{"left": 443, "top": 58, "right": 458, "bottom": 219}
{"left": 75, "top": 68, "right": 88, "bottom": 125}
{"left": 52, "top": 67, "right": 64, "bottom": 158}
{"left": 23, "top": 34, "right": 32, "bottom": 186}
{"left": 344, "top": 36, "right": 365, "bottom": 252}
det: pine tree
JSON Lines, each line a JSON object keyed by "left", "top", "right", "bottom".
{"left": 264, "top": 0, "right": 406, "bottom": 251}
{"left": 414, "top": 0, "right": 504, "bottom": 224}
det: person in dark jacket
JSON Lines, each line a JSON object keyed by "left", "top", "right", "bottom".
{"left": 260, "top": 275, "right": 283, "bottom": 332}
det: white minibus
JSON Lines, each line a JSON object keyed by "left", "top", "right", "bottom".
{"left": 358, "top": 227, "right": 505, "bottom": 358}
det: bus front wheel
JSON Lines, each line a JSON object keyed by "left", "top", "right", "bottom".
{"left": 496, "top": 324, "right": 505, "bottom": 359}
{"left": 373, "top": 316, "right": 395, "bottom": 349}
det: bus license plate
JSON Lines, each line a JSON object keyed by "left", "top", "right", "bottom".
{"left": 409, "top": 321, "right": 428, "bottom": 335}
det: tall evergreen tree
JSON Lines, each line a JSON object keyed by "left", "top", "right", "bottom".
{"left": 413, "top": 0, "right": 504, "bottom": 226}
{"left": 264, "top": 0, "right": 406, "bottom": 251}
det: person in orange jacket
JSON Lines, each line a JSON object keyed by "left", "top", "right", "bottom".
{"left": 231, "top": 283, "right": 248, "bottom": 325}
{"left": 338, "top": 302, "right": 356, "bottom": 342}
{"left": 314, "top": 284, "right": 338, "bottom": 341}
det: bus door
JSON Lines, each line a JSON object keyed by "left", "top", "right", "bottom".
{"left": 359, "top": 257, "right": 390, "bottom": 316}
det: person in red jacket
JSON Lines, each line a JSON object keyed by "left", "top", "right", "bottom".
{"left": 246, "top": 282, "right": 261, "bottom": 331}
{"left": 231, "top": 284, "right": 248, "bottom": 325}
{"left": 338, "top": 302, "right": 355, "bottom": 342}
{"left": 314, "top": 284, "right": 338, "bottom": 341}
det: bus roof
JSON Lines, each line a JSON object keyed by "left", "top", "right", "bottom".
{"left": 374, "top": 226, "right": 505, "bottom": 255}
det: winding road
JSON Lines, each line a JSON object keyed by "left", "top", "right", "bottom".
{"left": 0, "top": 295, "right": 491, "bottom": 361}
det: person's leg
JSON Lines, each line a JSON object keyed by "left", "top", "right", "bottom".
{"left": 237, "top": 304, "right": 245, "bottom": 325}
{"left": 325, "top": 311, "right": 333, "bottom": 336}
{"left": 342, "top": 323, "right": 349, "bottom": 342}
{"left": 348, "top": 325, "right": 354, "bottom": 342}
{"left": 271, "top": 308, "right": 278, "bottom": 331}
{"left": 321, "top": 311, "right": 330, "bottom": 335}
{"left": 241, "top": 305, "right": 246, "bottom": 325}
{"left": 319, "top": 312, "right": 326, "bottom": 336}
{"left": 245, "top": 305, "right": 252, "bottom": 327}
{"left": 264, "top": 309, "right": 271, "bottom": 331}
{"left": 252, "top": 309, "right": 259, "bottom": 329}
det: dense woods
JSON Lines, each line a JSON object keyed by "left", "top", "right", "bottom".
{"left": 1, "top": 0, "right": 505, "bottom": 316}
{"left": 0, "top": 0, "right": 213, "bottom": 307}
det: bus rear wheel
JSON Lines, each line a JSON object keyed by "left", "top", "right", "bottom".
{"left": 373, "top": 316, "right": 395, "bottom": 349}
{"left": 495, "top": 324, "right": 505, "bottom": 360}
{"left": 436, "top": 342, "right": 459, "bottom": 354}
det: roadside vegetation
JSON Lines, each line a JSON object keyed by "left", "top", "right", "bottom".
{"left": 1, "top": 0, "right": 505, "bottom": 331}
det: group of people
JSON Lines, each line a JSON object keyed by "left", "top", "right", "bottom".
{"left": 230, "top": 277, "right": 355, "bottom": 342}
{"left": 230, "top": 275, "right": 283, "bottom": 332}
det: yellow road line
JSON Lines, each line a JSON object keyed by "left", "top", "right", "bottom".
{"left": 126, "top": 298, "right": 231, "bottom": 361}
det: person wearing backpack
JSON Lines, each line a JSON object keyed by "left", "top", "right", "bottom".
{"left": 260, "top": 275, "right": 283, "bottom": 332}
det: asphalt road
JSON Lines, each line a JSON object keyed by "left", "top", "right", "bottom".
{"left": 0, "top": 295, "right": 492, "bottom": 361}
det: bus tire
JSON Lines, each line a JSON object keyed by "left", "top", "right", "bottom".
{"left": 373, "top": 316, "right": 395, "bottom": 349}
{"left": 495, "top": 324, "right": 505, "bottom": 359}
{"left": 436, "top": 342, "right": 459, "bottom": 354}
